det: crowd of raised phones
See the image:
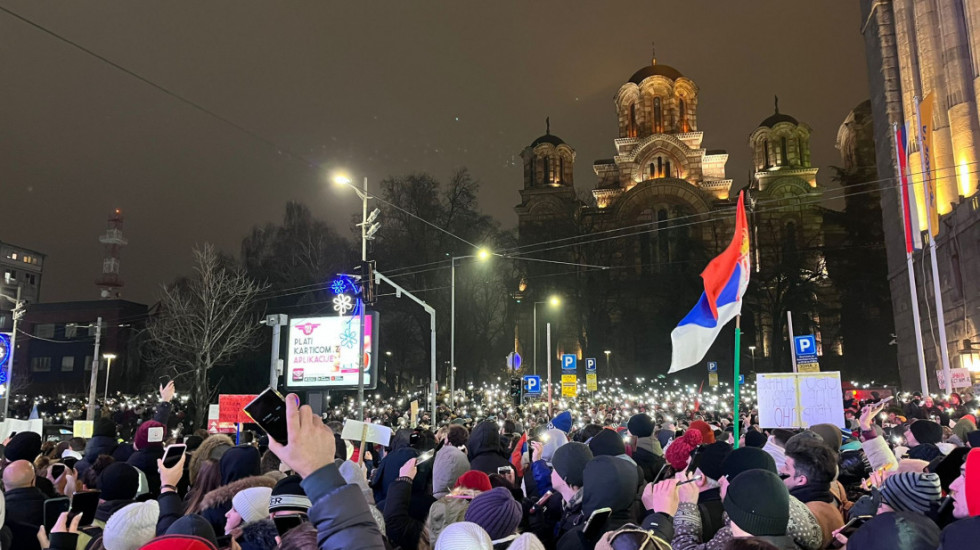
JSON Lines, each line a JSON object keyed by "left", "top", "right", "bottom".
{"left": 0, "top": 383, "right": 978, "bottom": 550}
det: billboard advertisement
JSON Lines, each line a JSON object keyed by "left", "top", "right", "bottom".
{"left": 285, "top": 314, "right": 378, "bottom": 390}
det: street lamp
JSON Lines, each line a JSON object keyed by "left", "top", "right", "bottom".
{"left": 533, "top": 296, "right": 561, "bottom": 376}
{"left": 333, "top": 173, "right": 378, "bottom": 421}
{"left": 604, "top": 350, "right": 611, "bottom": 375}
{"left": 102, "top": 353, "right": 117, "bottom": 402}
{"left": 451, "top": 248, "right": 491, "bottom": 410}
{"left": 748, "top": 345, "right": 757, "bottom": 372}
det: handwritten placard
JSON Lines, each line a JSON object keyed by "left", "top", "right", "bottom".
{"left": 73, "top": 420, "right": 94, "bottom": 438}
{"left": 757, "top": 372, "right": 845, "bottom": 429}
{"left": 341, "top": 419, "right": 393, "bottom": 446}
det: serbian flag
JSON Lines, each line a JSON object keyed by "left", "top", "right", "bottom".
{"left": 510, "top": 432, "right": 528, "bottom": 478}
{"left": 895, "top": 122, "right": 922, "bottom": 253}
{"left": 669, "top": 192, "right": 750, "bottom": 373}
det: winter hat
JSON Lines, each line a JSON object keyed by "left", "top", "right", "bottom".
{"left": 665, "top": 429, "right": 702, "bottom": 471}
{"left": 103, "top": 500, "right": 159, "bottom": 550}
{"left": 552, "top": 442, "right": 593, "bottom": 488}
{"left": 219, "top": 445, "right": 261, "bottom": 484}
{"left": 688, "top": 421, "right": 715, "bottom": 444}
{"left": 550, "top": 411, "right": 573, "bottom": 434}
{"left": 99, "top": 462, "right": 140, "bottom": 501}
{"left": 583, "top": 455, "right": 639, "bottom": 516}
{"left": 464, "top": 487, "right": 522, "bottom": 540}
{"left": 93, "top": 417, "right": 118, "bottom": 438}
{"left": 3, "top": 431, "right": 41, "bottom": 462}
{"left": 235, "top": 518, "right": 277, "bottom": 550}
{"left": 269, "top": 475, "right": 310, "bottom": 514}
{"left": 880, "top": 472, "right": 942, "bottom": 514}
{"left": 232, "top": 486, "right": 273, "bottom": 524}
{"left": 455, "top": 470, "right": 493, "bottom": 492}
{"left": 434, "top": 522, "right": 493, "bottom": 550}
{"left": 743, "top": 430, "right": 768, "bottom": 448}
{"left": 655, "top": 429, "right": 674, "bottom": 449}
{"left": 697, "top": 441, "right": 732, "bottom": 481}
{"left": 723, "top": 469, "right": 789, "bottom": 536}
{"left": 134, "top": 421, "right": 166, "bottom": 451}
{"left": 433, "top": 445, "right": 470, "bottom": 497}
{"left": 140, "top": 536, "right": 218, "bottom": 550}
{"left": 540, "top": 429, "right": 568, "bottom": 463}
{"left": 627, "top": 414, "right": 655, "bottom": 438}
{"left": 62, "top": 448, "right": 83, "bottom": 461}
{"left": 166, "top": 514, "right": 219, "bottom": 547}
{"left": 908, "top": 419, "right": 943, "bottom": 445}
{"left": 964, "top": 447, "right": 980, "bottom": 516}
{"left": 589, "top": 428, "right": 626, "bottom": 457}
{"left": 183, "top": 435, "right": 204, "bottom": 453}
{"left": 809, "top": 423, "right": 843, "bottom": 451}
{"left": 722, "top": 446, "right": 777, "bottom": 479}
{"left": 847, "top": 511, "right": 940, "bottom": 550}
{"left": 507, "top": 532, "right": 546, "bottom": 550}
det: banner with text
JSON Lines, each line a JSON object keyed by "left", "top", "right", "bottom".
{"left": 757, "top": 372, "right": 845, "bottom": 429}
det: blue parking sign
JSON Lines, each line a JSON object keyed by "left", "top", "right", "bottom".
{"left": 523, "top": 375, "right": 542, "bottom": 394}
{"left": 794, "top": 335, "right": 817, "bottom": 359}
{"left": 585, "top": 358, "right": 597, "bottom": 372}
{"left": 562, "top": 354, "right": 577, "bottom": 372}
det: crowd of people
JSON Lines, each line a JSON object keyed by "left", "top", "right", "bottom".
{"left": 1, "top": 380, "right": 979, "bottom": 550}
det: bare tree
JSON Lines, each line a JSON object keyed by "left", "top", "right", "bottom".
{"left": 146, "top": 243, "right": 267, "bottom": 428}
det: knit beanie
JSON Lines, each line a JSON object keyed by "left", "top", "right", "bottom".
{"left": 133, "top": 421, "right": 166, "bottom": 451}
{"left": 540, "top": 429, "right": 568, "bottom": 463}
{"left": 93, "top": 417, "right": 118, "bottom": 438}
{"left": 880, "top": 472, "right": 942, "bottom": 514}
{"left": 140, "top": 536, "right": 218, "bottom": 550}
{"left": 232, "top": 487, "right": 273, "bottom": 524}
{"left": 589, "top": 428, "right": 626, "bottom": 457}
{"left": 724, "top": 469, "right": 789, "bottom": 536}
{"left": 3, "top": 431, "right": 41, "bottom": 462}
{"left": 219, "top": 445, "right": 261, "bottom": 484}
{"left": 464, "top": 487, "right": 522, "bottom": 540}
{"left": 552, "top": 442, "right": 593, "bottom": 488}
{"left": 847, "top": 511, "right": 940, "bottom": 550}
{"left": 269, "top": 475, "right": 310, "bottom": 514}
{"left": 166, "top": 514, "right": 219, "bottom": 547}
{"left": 688, "top": 421, "right": 715, "bottom": 444}
{"left": 627, "top": 414, "right": 655, "bottom": 438}
{"left": 508, "top": 532, "right": 546, "bottom": 550}
{"left": 655, "top": 429, "right": 674, "bottom": 449}
{"left": 665, "top": 429, "right": 702, "bottom": 471}
{"left": 103, "top": 500, "right": 159, "bottom": 550}
{"left": 99, "top": 462, "right": 140, "bottom": 501}
{"left": 743, "top": 430, "right": 768, "bottom": 448}
{"left": 434, "top": 522, "right": 493, "bottom": 550}
{"left": 183, "top": 435, "right": 204, "bottom": 453}
{"left": 809, "top": 423, "right": 843, "bottom": 451}
{"left": 455, "top": 470, "right": 493, "bottom": 493}
{"left": 908, "top": 419, "right": 943, "bottom": 445}
{"left": 697, "top": 441, "right": 732, "bottom": 481}
{"left": 550, "top": 411, "right": 572, "bottom": 434}
{"left": 965, "top": 447, "right": 980, "bottom": 516}
{"left": 722, "top": 446, "right": 777, "bottom": 479}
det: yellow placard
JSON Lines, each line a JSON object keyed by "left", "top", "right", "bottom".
{"left": 562, "top": 383, "right": 577, "bottom": 398}
{"left": 586, "top": 373, "right": 598, "bottom": 392}
{"left": 798, "top": 362, "right": 820, "bottom": 373}
{"left": 73, "top": 420, "right": 94, "bottom": 438}
{"left": 708, "top": 372, "right": 719, "bottom": 387}
{"left": 410, "top": 400, "right": 419, "bottom": 428}
{"left": 561, "top": 374, "right": 577, "bottom": 384}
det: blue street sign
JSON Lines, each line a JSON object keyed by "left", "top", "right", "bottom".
{"left": 739, "top": 374, "right": 745, "bottom": 385}
{"left": 794, "top": 335, "right": 818, "bottom": 362}
{"left": 523, "top": 375, "right": 542, "bottom": 395}
{"left": 562, "top": 354, "right": 577, "bottom": 372}
{"left": 707, "top": 361, "right": 718, "bottom": 372}
{"left": 507, "top": 352, "right": 523, "bottom": 370}
{"left": 585, "top": 358, "right": 597, "bottom": 372}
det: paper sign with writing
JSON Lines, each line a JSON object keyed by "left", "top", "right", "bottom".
{"left": 73, "top": 421, "right": 94, "bottom": 438}
{"left": 410, "top": 400, "right": 419, "bottom": 428}
{"left": 0, "top": 418, "right": 43, "bottom": 441}
{"left": 218, "top": 395, "right": 257, "bottom": 425}
{"left": 757, "top": 372, "right": 845, "bottom": 429}
{"left": 341, "top": 419, "right": 393, "bottom": 446}
{"left": 936, "top": 368, "right": 972, "bottom": 389}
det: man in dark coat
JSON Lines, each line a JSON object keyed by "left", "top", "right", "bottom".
{"left": 467, "top": 421, "right": 511, "bottom": 475}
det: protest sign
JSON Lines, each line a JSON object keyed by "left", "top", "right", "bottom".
{"left": 936, "top": 368, "right": 972, "bottom": 389}
{"left": 218, "top": 394, "right": 257, "bottom": 425}
{"left": 0, "top": 418, "right": 43, "bottom": 441}
{"left": 757, "top": 372, "right": 845, "bottom": 429}
{"left": 73, "top": 420, "right": 94, "bottom": 438}
{"left": 341, "top": 419, "right": 393, "bottom": 447}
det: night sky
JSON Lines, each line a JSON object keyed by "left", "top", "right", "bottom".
{"left": 0, "top": 2, "right": 869, "bottom": 305}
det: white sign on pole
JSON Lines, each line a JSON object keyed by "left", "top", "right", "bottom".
{"left": 756, "top": 372, "right": 845, "bottom": 429}
{"left": 936, "top": 368, "right": 972, "bottom": 389}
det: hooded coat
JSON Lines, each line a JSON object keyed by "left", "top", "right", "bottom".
{"left": 197, "top": 475, "right": 277, "bottom": 536}
{"left": 467, "top": 421, "right": 511, "bottom": 475}
{"left": 371, "top": 447, "right": 419, "bottom": 505}
{"left": 556, "top": 455, "right": 639, "bottom": 550}
{"left": 187, "top": 434, "right": 234, "bottom": 486}
{"left": 432, "top": 445, "right": 469, "bottom": 499}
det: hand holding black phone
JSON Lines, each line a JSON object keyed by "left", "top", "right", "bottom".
{"left": 243, "top": 388, "right": 289, "bottom": 445}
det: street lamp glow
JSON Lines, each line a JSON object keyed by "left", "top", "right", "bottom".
{"left": 333, "top": 174, "right": 352, "bottom": 186}
{"left": 549, "top": 296, "right": 561, "bottom": 307}
{"left": 102, "top": 353, "right": 117, "bottom": 360}
{"left": 477, "top": 248, "right": 491, "bottom": 260}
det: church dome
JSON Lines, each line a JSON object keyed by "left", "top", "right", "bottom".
{"left": 628, "top": 62, "right": 683, "bottom": 84}
{"left": 759, "top": 112, "right": 799, "bottom": 128}
{"left": 531, "top": 133, "right": 565, "bottom": 147}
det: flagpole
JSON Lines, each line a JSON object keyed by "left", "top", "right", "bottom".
{"left": 914, "top": 97, "right": 952, "bottom": 393}
{"left": 894, "top": 122, "right": 929, "bottom": 394}
{"left": 733, "top": 315, "right": 741, "bottom": 449}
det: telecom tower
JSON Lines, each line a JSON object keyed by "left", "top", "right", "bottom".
{"left": 96, "top": 209, "right": 127, "bottom": 299}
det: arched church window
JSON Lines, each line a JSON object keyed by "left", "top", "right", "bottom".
{"left": 665, "top": 160, "right": 672, "bottom": 178}
{"left": 678, "top": 98, "right": 687, "bottom": 132}
{"left": 654, "top": 97, "right": 663, "bottom": 133}
{"left": 657, "top": 157, "right": 663, "bottom": 177}
{"left": 763, "top": 139, "right": 771, "bottom": 169}
{"left": 780, "top": 137, "right": 789, "bottom": 166}
{"left": 559, "top": 156, "right": 564, "bottom": 183}
{"left": 798, "top": 137, "right": 805, "bottom": 166}
{"left": 650, "top": 163, "right": 656, "bottom": 178}
{"left": 542, "top": 156, "right": 550, "bottom": 184}
{"left": 629, "top": 103, "right": 637, "bottom": 138}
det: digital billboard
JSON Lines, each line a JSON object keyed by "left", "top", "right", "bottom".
{"left": 285, "top": 314, "right": 378, "bottom": 390}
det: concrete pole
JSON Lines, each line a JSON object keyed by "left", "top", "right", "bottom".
{"left": 86, "top": 317, "right": 103, "bottom": 420}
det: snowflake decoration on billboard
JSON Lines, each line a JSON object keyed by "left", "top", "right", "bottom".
{"left": 329, "top": 279, "right": 348, "bottom": 295}
{"left": 332, "top": 294, "right": 354, "bottom": 314}
{"left": 340, "top": 328, "right": 358, "bottom": 349}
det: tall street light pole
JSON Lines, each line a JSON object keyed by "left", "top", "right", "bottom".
{"left": 533, "top": 296, "right": 561, "bottom": 376}
{"left": 102, "top": 353, "right": 116, "bottom": 403}
{"left": 0, "top": 286, "right": 23, "bottom": 420}
{"left": 604, "top": 350, "right": 611, "bottom": 376}
{"left": 450, "top": 249, "right": 490, "bottom": 411}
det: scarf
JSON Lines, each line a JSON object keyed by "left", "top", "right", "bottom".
{"left": 636, "top": 435, "right": 664, "bottom": 457}
{"left": 789, "top": 483, "right": 834, "bottom": 504}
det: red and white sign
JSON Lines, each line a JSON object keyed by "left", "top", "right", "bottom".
{"left": 208, "top": 395, "right": 257, "bottom": 433}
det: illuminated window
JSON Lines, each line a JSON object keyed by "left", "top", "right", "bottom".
{"left": 654, "top": 98, "right": 663, "bottom": 133}
{"left": 84, "top": 355, "right": 93, "bottom": 371}
{"left": 61, "top": 356, "right": 75, "bottom": 372}
{"left": 31, "top": 357, "right": 51, "bottom": 372}
{"left": 763, "top": 140, "right": 770, "bottom": 168}
{"left": 629, "top": 103, "right": 637, "bottom": 138}
{"left": 559, "top": 157, "right": 564, "bottom": 183}
{"left": 65, "top": 324, "right": 77, "bottom": 338}
{"left": 10, "top": 253, "right": 17, "bottom": 261}
{"left": 679, "top": 98, "right": 687, "bottom": 132}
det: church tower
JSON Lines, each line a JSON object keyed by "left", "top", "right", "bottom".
{"left": 514, "top": 119, "right": 578, "bottom": 245}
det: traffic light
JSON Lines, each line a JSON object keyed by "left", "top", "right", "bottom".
{"left": 361, "top": 260, "right": 376, "bottom": 305}
{"left": 510, "top": 378, "right": 522, "bottom": 405}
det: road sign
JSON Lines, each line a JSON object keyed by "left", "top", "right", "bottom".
{"left": 562, "top": 354, "right": 577, "bottom": 372}
{"left": 585, "top": 358, "right": 597, "bottom": 372}
{"left": 798, "top": 362, "right": 820, "bottom": 373}
{"left": 708, "top": 372, "right": 719, "bottom": 387}
{"left": 507, "top": 352, "right": 523, "bottom": 371}
{"left": 523, "top": 375, "right": 542, "bottom": 395}
{"left": 739, "top": 374, "right": 745, "bottom": 385}
{"left": 586, "top": 373, "right": 597, "bottom": 391}
{"left": 794, "top": 335, "right": 818, "bottom": 360}
{"left": 707, "top": 361, "right": 718, "bottom": 372}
